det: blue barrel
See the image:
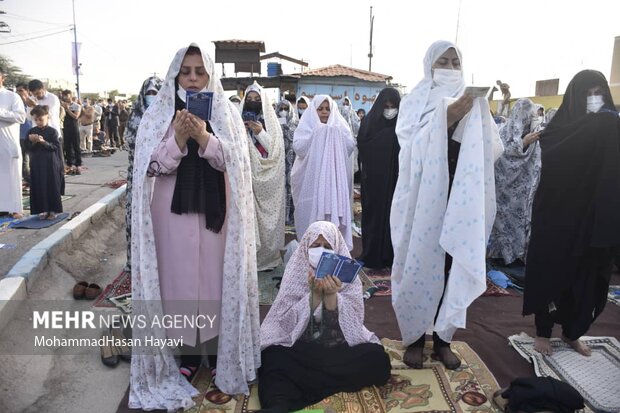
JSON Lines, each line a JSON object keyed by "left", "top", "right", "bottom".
{"left": 267, "top": 62, "right": 282, "bottom": 77}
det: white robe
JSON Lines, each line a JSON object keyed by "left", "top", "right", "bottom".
{"left": 241, "top": 82, "right": 285, "bottom": 271}
{"left": 291, "top": 95, "right": 356, "bottom": 250}
{"left": 0, "top": 87, "right": 26, "bottom": 213}
{"left": 390, "top": 41, "right": 503, "bottom": 345}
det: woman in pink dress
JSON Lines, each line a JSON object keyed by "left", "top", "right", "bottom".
{"left": 130, "top": 43, "right": 260, "bottom": 411}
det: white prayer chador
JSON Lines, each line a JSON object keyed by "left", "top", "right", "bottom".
{"left": 241, "top": 82, "right": 285, "bottom": 271}
{"left": 390, "top": 41, "right": 503, "bottom": 345}
{"left": 291, "top": 95, "right": 356, "bottom": 250}
{"left": 0, "top": 87, "right": 25, "bottom": 214}
{"left": 130, "top": 43, "right": 260, "bottom": 411}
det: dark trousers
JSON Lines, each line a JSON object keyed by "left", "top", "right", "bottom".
{"left": 63, "top": 132, "right": 82, "bottom": 167}
{"left": 20, "top": 139, "right": 30, "bottom": 184}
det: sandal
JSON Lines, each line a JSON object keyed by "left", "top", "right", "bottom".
{"left": 84, "top": 283, "right": 102, "bottom": 300}
{"left": 433, "top": 345, "right": 461, "bottom": 370}
{"left": 100, "top": 330, "right": 120, "bottom": 367}
{"left": 73, "top": 281, "right": 89, "bottom": 299}
{"left": 403, "top": 345, "right": 424, "bottom": 369}
{"left": 111, "top": 327, "right": 131, "bottom": 362}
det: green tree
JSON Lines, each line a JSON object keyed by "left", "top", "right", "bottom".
{"left": 0, "top": 55, "right": 30, "bottom": 87}
{"left": 108, "top": 89, "right": 120, "bottom": 100}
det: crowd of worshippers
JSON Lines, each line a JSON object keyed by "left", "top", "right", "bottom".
{"left": 3, "top": 39, "right": 618, "bottom": 412}
{"left": 1, "top": 76, "right": 139, "bottom": 221}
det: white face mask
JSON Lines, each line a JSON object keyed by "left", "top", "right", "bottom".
{"left": 177, "top": 84, "right": 208, "bottom": 103}
{"left": 308, "top": 246, "right": 334, "bottom": 268}
{"left": 586, "top": 95, "right": 604, "bottom": 113}
{"left": 432, "top": 68, "right": 462, "bottom": 87}
{"left": 144, "top": 95, "right": 156, "bottom": 107}
{"left": 279, "top": 110, "right": 288, "bottom": 118}
{"left": 384, "top": 108, "right": 398, "bottom": 119}
{"left": 298, "top": 108, "right": 306, "bottom": 116}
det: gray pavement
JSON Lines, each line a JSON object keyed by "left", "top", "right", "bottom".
{"left": 0, "top": 151, "right": 131, "bottom": 413}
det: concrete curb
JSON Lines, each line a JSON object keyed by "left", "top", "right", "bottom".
{"left": 0, "top": 184, "right": 127, "bottom": 331}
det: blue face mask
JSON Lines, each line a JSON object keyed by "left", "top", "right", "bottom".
{"left": 144, "top": 95, "right": 156, "bottom": 107}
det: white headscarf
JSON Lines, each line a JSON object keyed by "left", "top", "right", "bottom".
{"left": 390, "top": 41, "right": 503, "bottom": 345}
{"left": 240, "top": 81, "right": 285, "bottom": 271}
{"left": 291, "top": 95, "right": 356, "bottom": 250}
{"left": 340, "top": 96, "right": 361, "bottom": 137}
{"left": 395, "top": 40, "right": 465, "bottom": 148}
{"left": 260, "top": 221, "right": 379, "bottom": 349}
{"left": 130, "top": 43, "right": 260, "bottom": 410}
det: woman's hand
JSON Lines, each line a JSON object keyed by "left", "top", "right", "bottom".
{"left": 28, "top": 134, "right": 39, "bottom": 143}
{"left": 186, "top": 113, "right": 211, "bottom": 150}
{"left": 447, "top": 94, "right": 474, "bottom": 127}
{"left": 245, "top": 120, "right": 263, "bottom": 135}
{"left": 321, "top": 275, "right": 342, "bottom": 296}
{"left": 321, "top": 275, "right": 341, "bottom": 311}
{"left": 173, "top": 110, "right": 191, "bottom": 150}
{"left": 523, "top": 131, "right": 541, "bottom": 147}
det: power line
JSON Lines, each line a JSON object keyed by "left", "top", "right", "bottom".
{"left": 1, "top": 25, "right": 72, "bottom": 39}
{"left": 0, "top": 28, "right": 72, "bottom": 45}
{"left": 4, "top": 12, "right": 68, "bottom": 27}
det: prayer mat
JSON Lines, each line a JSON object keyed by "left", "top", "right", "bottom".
{"left": 258, "top": 264, "right": 284, "bottom": 305}
{"left": 482, "top": 277, "right": 514, "bottom": 297}
{"left": 183, "top": 339, "right": 501, "bottom": 413}
{"left": 9, "top": 212, "right": 69, "bottom": 229}
{"left": 22, "top": 194, "right": 74, "bottom": 210}
{"left": 364, "top": 268, "right": 392, "bottom": 297}
{"left": 92, "top": 270, "right": 132, "bottom": 310}
{"left": 608, "top": 285, "right": 620, "bottom": 307}
{"left": 508, "top": 333, "right": 620, "bottom": 413}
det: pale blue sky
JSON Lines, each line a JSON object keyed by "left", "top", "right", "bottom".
{"left": 1, "top": 0, "right": 618, "bottom": 98}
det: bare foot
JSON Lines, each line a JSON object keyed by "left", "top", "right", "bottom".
{"left": 46, "top": 213, "right": 57, "bottom": 220}
{"left": 562, "top": 336, "right": 591, "bottom": 356}
{"left": 534, "top": 336, "right": 552, "bottom": 356}
{"left": 11, "top": 212, "right": 23, "bottom": 219}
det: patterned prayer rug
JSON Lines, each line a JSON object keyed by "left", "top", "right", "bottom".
{"left": 92, "top": 270, "right": 131, "bottom": 310}
{"left": 184, "top": 339, "right": 501, "bottom": 413}
{"left": 364, "top": 268, "right": 392, "bottom": 297}
{"left": 509, "top": 333, "right": 620, "bottom": 413}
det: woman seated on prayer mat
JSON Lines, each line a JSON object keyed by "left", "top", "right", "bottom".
{"left": 291, "top": 95, "right": 356, "bottom": 250}
{"left": 523, "top": 70, "right": 620, "bottom": 357}
{"left": 390, "top": 40, "right": 503, "bottom": 371}
{"left": 258, "top": 221, "right": 391, "bottom": 413}
{"left": 130, "top": 43, "right": 260, "bottom": 411}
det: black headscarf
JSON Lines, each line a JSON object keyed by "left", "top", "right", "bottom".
{"left": 356, "top": 87, "right": 402, "bottom": 268}
{"left": 357, "top": 87, "right": 401, "bottom": 144}
{"left": 170, "top": 81, "right": 226, "bottom": 233}
{"left": 523, "top": 70, "right": 620, "bottom": 318}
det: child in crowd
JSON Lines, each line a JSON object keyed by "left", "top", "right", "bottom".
{"left": 25, "top": 105, "right": 64, "bottom": 220}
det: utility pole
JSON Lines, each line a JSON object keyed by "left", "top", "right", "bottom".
{"left": 72, "top": 0, "right": 81, "bottom": 99}
{"left": 368, "top": 6, "right": 374, "bottom": 72}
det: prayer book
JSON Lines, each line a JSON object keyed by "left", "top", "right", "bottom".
{"left": 315, "top": 252, "right": 362, "bottom": 283}
{"left": 464, "top": 86, "right": 493, "bottom": 99}
{"left": 186, "top": 91, "right": 214, "bottom": 121}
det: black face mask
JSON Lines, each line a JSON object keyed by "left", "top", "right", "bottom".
{"left": 245, "top": 100, "right": 262, "bottom": 114}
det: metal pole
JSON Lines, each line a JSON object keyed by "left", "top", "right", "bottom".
{"left": 368, "top": 6, "right": 374, "bottom": 72}
{"left": 72, "top": 0, "right": 80, "bottom": 99}
{"left": 455, "top": 0, "right": 462, "bottom": 45}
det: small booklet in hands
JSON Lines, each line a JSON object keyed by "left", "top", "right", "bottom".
{"left": 186, "top": 91, "right": 214, "bottom": 121}
{"left": 464, "top": 86, "right": 493, "bottom": 99}
{"left": 315, "top": 252, "right": 362, "bottom": 283}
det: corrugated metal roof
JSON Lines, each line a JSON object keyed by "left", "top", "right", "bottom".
{"left": 299, "top": 64, "right": 391, "bottom": 82}
{"left": 212, "top": 40, "right": 266, "bottom": 52}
